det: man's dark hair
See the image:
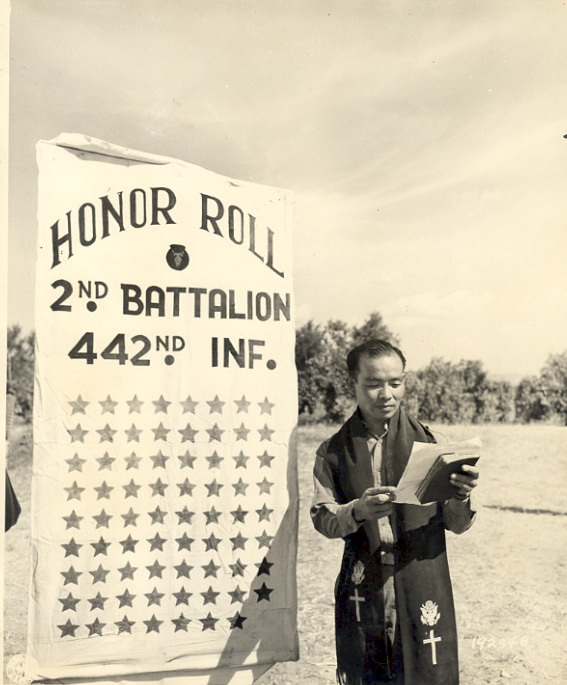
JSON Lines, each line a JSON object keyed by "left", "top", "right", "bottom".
{"left": 346, "top": 339, "right": 407, "bottom": 380}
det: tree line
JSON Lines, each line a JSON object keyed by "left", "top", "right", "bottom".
{"left": 7, "top": 316, "right": 567, "bottom": 425}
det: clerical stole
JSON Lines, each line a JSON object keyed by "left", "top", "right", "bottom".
{"left": 326, "top": 408, "right": 459, "bottom": 685}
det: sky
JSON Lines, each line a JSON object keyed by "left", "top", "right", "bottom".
{"left": 6, "top": 0, "right": 567, "bottom": 379}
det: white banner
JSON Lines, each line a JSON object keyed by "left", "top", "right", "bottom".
{"left": 28, "top": 134, "right": 298, "bottom": 682}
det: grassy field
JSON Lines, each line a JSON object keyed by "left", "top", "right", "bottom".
{"left": 4, "top": 420, "right": 567, "bottom": 684}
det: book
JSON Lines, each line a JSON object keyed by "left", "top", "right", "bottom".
{"left": 414, "top": 450, "right": 480, "bottom": 504}
{"left": 394, "top": 440, "right": 481, "bottom": 505}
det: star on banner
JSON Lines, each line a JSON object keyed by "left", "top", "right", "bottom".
{"left": 201, "top": 586, "right": 220, "bottom": 605}
{"left": 204, "top": 506, "right": 221, "bottom": 525}
{"left": 143, "top": 614, "right": 163, "bottom": 634}
{"left": 228, "top": 586, "right": 247, "bottom": 603}
{"left": 207, "top": 395, "right": 225, "bottom": 413}
{"left": 121, "top": 507, "right": 140, "bottom": 528}
{"left": 178, "top": 450, "right": 197, "bottom": 469}
{"left": 234, "top": 395, "right": 251, "bottom": 413}
{"left": 59, "top": 592, "right": 80, "bottom": 612}
{"left": 149, "top": 506, "right": 167, "bottom": 525}
{"left": 61, "top": 566, "right": 82, "bottom": 586}
{"left": 148, "top": 532, "right": 167, "bottom": 552}
{"left": 88, "top": 592, "right": 108, "bottom": 611}
{"left": 96, "top": 452, "right": 115, "bottom": 470}
{"left": 233, "top": 423, "right": 250, "bottom": 441}
{"left": 149, "top": 478, "right": 168, "bottom": 497}
{"left": 67, "top": 424, "right": 88, "bottom": 443}
{"left": 126, "top": 395, "right": 143, "bottom": 413}
{"left": 172, "top": 613, "right": 190, "bottom": 632}
{"left": 177, "top": 478, "right": 196, "bottom": 496}
{"left": 174, "top": 560, "right": 193, "bottom": 579}
{"left": 256, "top": 530, "right": 274, "bottom": 549}
{"left": 91, "top": 537, "right": 111, "bottom": 556}
{"left": 125, "top": 424, "right": 143, "bottom": 442}
{"left": 200, "top": 613, "right": 218, "bottom": 631}
{"left": 122, "top": 479, "right": 141, "bottom": 499}
{"left": 256, "top": 504, "right": 274, "bottom": 522}
{"left": 173, "top": 587, "right": 192, "bottom": 606}
{"left": 69, "top": 395, "right": 89, "bottom": 415}
{"left": 63, "top": 510, "right": 83, "bottom": 530}
{"left": 150, "top": 450, "right": 169, "bottom": 469}
{"left": 202, "top": 560, "right": 220, "bottom": 578}
{"left": 64, "top": 481, "right": 85, "bottom": 501}
{"left": 90, "top": 564, "right": 110, "bottom": 584}
{"left": 206, "top": 424, "right": 224, "bottom": 442}
{"left": 180, "top": 395, "right": 199, "bottom": 413}
{"left": 96, "top": 424, "right": 117, "bottom": 443}
{"left": 231, "top": 505, "right": 248, "bottom": 524}
{"left": 232, "top": 478, "right": 249, "bottom": 497}
{"left": 115, "top": 615, "right": 135, "bottom": 634}
{"left": 258, "top": 424, "right": 275, "bottom": 441}
{"left": 117, "top": 561, "right": 137, "bottom": 581}
{"left": 179, "top": 423, "right": 198, "bottom": 443}
{"left": 145, "top": 585, "right": 165, "bottom": 607}
{"left": 256, "top": 557, "right": 274, "bottom": 576}
{"left": 120, "top": 534, "right": 138, "bottom": 554}
{"left": 254, "top": 582, "right": 273, "bottom": 602}
{"left": 66, "top": 453, "right": 86, "bottom": 472}
{"left": 61, "top": 538, "right": 82, "bottom": 557}
{"left": 203, "top": 532, "right": 221, "bottom": 552}
{"left": 152, "top": 422, "right": 170, "bottom": 441}
{"left": 58, "top": 619, "right": 79, "bottom": 638}
{"left": 147, "top": 559, "right": 166, "bottom": 579}
{"left": 175, "top": 506, "right": 194, "bottom": 525}
{"left": 152, "top": 395, "right": 171, "bottom": 414}
{"left": 205, "top": 451, "right": 223, "bottom": 469}
{"left": 93, "top": 509, "right": 112, "bottom": 529}
{"left": 233, "top": 451, "right": 249, "bottom": 469}
{"left": 229, "top": 612, "right": 247, "bottom": 629}
{"left": 230, "top": 532, "right": 248, "bottom": 551}
{"left": 124, "top": 452, "right": 142, "bottom": 470}
{"left": 176, "top": 532, "right": 194, "bottom": 551}
{"left": 86, "top": 617, "right": 105, "bottom": 637}
{"left": 99, "top": 395, "right": 118, "bottom": 414}
{"left": 230, "top": 559, "right": 246, "bottom": 577}
{"left": 116, "top": 589, "right": 136, "bottom": 608}
{"left": 257, "top": 477, "right": 274, "bottom": 494}
{"left": 205, "top": 479, "right": 223, "bottom": 497}
{"left": 94, "top": 481, "right": 113, "bottom": 500}
{"left": 258, "top": 397, "right": 275, "bottom": 415}
{"left": 257, "top": 451, "right": 275, "bottom": 468}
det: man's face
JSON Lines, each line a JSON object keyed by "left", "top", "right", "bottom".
{"left": 352, "top": 353, "right": 406, "bottom": 425}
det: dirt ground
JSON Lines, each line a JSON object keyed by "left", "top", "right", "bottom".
{"left": 4, "top": 420, "right": 567, "bottom": 684}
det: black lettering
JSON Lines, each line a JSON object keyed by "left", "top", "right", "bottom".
{"left": 130, "top": 188, "right": 147, "bottom": 228}
{"left": 200, "top": 194, "right": 224, "bottom": 235}
{"left": 101, "top": 192, "right": 125, "bottom": 237}
{"left": 151, "top": 187, "right": 176, "bottom": 225}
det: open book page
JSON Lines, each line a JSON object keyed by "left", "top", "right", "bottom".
{"left": 395, "top": 438, "right": 481, "bottom": 505}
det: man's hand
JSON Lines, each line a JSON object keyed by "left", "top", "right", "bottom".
{"left": 449, "top": 464, "right": 479, "bottom": 501}
{"left": 353, "top": 486, "right": 396, "bottom": 522}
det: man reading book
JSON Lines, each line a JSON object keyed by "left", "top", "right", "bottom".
{"left": 311, "top": 339, "right": 478, "bottom": 685}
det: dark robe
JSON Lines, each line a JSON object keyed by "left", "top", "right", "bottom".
{"left": 324, "top": 407, "right": 459, "bottom": 685}
{"left": 5, "top": 470, "right": 21, "bottom": 532}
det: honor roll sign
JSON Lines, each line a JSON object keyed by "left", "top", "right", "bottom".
{"left": 29, "top": 134, "right": 298, "bottom": 683}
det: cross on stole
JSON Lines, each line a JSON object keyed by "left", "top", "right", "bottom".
{"left": 423, "top": 629, "right": 442, "bottom": 665}
{"left": 349, "top": 588, "right": 365, "bottom": 622}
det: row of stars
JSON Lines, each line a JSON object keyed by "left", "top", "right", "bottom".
{"left": 67, "top": 422, "right": 276, "bottom": 443}
{"left": 63, "top": 476, "right": 275, "bottom": 502}
{"left": 60, "top": 553, "right": 273, "bottom": 585}
{"left": 57, "top": 605, "right": 267, "bottom": 638}
{"left": 61, "top": 504, "right": 273, "bottom": 530}
{"left": 65, "top": 449, "right": 275, "bottom": 472}
{"left": 58, "top": 562, "right": 273, "bottom": 614}
{"left": 69, "top": 395, "right": 276, "bottom": 416}
{"left": 62, "top": 503, "right": 272, "bottom": 529}
{"left": 61, "top": 525, "right": 275, "bottom": 558}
